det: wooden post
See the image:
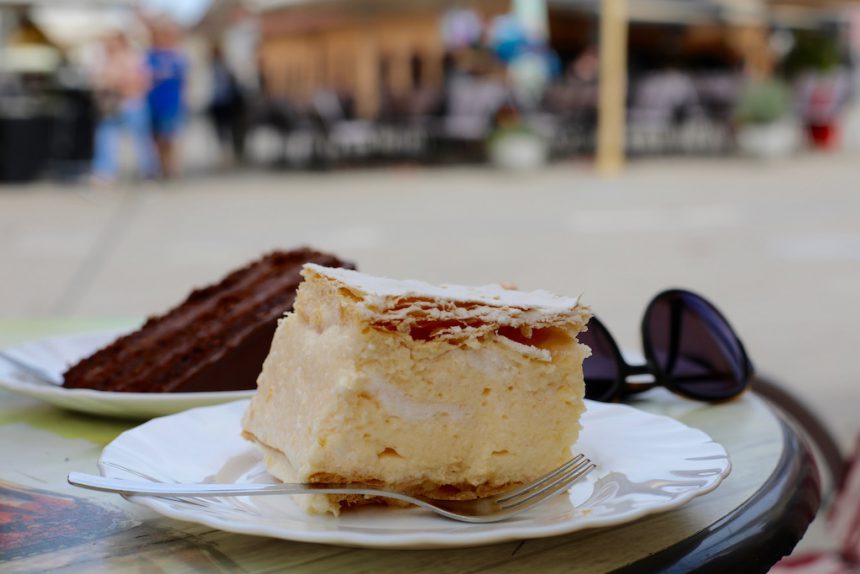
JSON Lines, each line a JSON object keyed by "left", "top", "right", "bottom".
{"left": 596, "top": 0, "right": 628, "bottom": 174}
{"left": 354, "top": 27, "right": 379, "bottom": 119}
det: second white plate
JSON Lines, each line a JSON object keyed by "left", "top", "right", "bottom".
{"left": 97, "top": 399, "right": 731, "bottom": 548}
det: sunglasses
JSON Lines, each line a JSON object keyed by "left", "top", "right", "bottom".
{"left": 579, "top": 289, "right": 754, "bottom": 403}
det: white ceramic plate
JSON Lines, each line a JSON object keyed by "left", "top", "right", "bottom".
{"left": 0, "top": 331, "right": 254, "bottom": 419}
{"left": 97, "top": 399, "right": 731, "bottom": 548}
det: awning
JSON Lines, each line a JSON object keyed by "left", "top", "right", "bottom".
{"left": 549, "top": 0, "right": 768, "bottom": 25}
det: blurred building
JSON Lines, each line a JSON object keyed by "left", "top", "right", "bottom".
{"left": 247, "top": 0, "right": 842, "bottom": 119}
{"left": 250, "top": 0, "right": 512, "bottom": 119}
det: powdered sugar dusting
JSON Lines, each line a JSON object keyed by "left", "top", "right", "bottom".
{"left": 302, "top": 264, "right": 591, "bottom": 339}
{"left": 303, "top": 264, "right": 584, "bottom": 316}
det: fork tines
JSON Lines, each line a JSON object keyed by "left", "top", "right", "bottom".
{"left": 497, "top": 454, "right": 594, "bottom": 510}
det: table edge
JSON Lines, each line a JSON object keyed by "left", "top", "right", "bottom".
{"left": 612, "top": 412, "right": 821, "bottom": 574}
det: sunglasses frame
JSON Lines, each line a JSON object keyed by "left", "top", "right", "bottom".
{"left": 584, "top": 288, "right": 755, "bottom": 403}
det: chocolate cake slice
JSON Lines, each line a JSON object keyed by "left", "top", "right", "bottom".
{"left": 62, "top": 248, "right": 354, "bottom": 393}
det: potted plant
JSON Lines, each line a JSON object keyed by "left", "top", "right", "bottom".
{"left": 783, "top": 30, "right": 844, "bottom": 150}
{"left": 486, "top": 104, "right": 548, "bottom": 170}
{"left": 734, "top": 78, "right": 800, "bottom": 158}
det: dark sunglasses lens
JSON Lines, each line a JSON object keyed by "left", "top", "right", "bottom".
{"left": 579, "top": 319, "right": 621, "bottom": 401}
{"left": 645, "top": 292, "right": 747, "bottom": 400}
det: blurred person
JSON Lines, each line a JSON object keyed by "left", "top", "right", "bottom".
{"left": 91, "top": 31, "right": 159, "bottom": 184}
{"left": 145, "top": 17, "right": 187, "bottom": 178}
{"left": 569, "top": 47, "right": 598, "bottom": 84}
{"left": 568, "top": 46, "right": 599, "bottom": 115}
{"left": 207, "top": 45, "right": 246, "bottom": 165}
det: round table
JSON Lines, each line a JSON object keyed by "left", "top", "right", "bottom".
{"left": 0, "top": 321, "right": 820, "bottom": 573}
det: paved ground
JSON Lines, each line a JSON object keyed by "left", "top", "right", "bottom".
{"left": 1, "top": 153, "right": 857, "bottom": 552}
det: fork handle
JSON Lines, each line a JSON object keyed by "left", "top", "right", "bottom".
{"left": 68, "top": 472, "right": 388, "bottom": 498}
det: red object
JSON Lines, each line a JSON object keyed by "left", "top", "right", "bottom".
{"left": 771, "top": 553, "right": 852, "bottom": 574}
{"left": 808, "top": 123, "right": 840, "bottom": 150}
{"left": 771, "top": 436, "right": 860, "bottom": 573}
{"left": 830, "top": 438, "right": 860, "bottom": 565}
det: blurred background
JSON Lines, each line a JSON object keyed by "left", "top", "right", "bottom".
{"left": 1, "top": 0, "right": 859, "bottom": 556}
{"left": 2, "top": 0, "right": 859, "bottom": 178}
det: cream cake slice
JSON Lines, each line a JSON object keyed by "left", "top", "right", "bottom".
{"left": 241, "top": 264, "right": 591, "bottom": 515}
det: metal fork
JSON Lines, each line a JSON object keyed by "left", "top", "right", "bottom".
{"left": 68, "top": 454, "right": 594, "bottom": 523}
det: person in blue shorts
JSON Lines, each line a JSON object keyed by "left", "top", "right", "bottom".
{"left": 146, "top": 18, "right": 186, "bottom": 178}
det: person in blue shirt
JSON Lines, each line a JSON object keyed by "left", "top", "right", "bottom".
{"left": 146, "top": 18, "right": 186, "bottom": 178}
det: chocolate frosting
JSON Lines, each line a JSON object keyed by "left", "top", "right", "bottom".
{"left": 62, "top": 248, "right": 355, "bottom": 393}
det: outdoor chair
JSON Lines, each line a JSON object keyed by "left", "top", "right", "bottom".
{"left": 694, "top": 72, "right": 741, "bottom": 125}
{"left": 309, "top": 90, "right": 377, "bottom": 164}
{"left": 753, "top": 375, "right": 860, "bottom": 572}
{"left": 376, "top": 88, "right": 440, "bottom": 159}
{"left": 769, "top": 434, "right": 860, "bottom": 573}
{"left": 541, "top": 80, "right": 598, "bottom": 155}
{"left": 688, "top": 72, "right": 741, "bottom": 154}
{"left": 627, "top": 70, "right": 704, "bottom": 155}
{"left": 249, "top": 96, "right": 320, "bottom": 168}
{"left": 431, "top": 76, "right": 511, "bottom": 160}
